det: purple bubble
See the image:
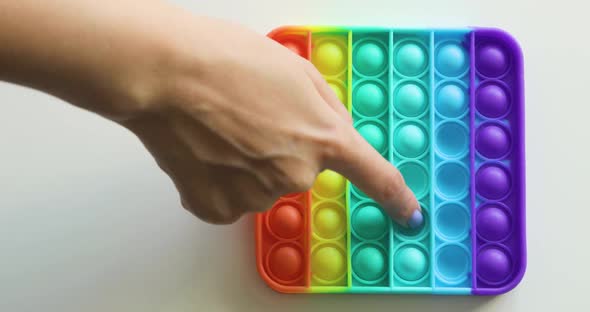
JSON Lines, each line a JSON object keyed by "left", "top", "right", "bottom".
{"left": 476, "top": 165, "right": 511, "bottom": 199}
{"left": 477, "top": 44, "right": 509, "bottom": 77}
{"left": 477, "top": 205, "right": 511, "bottom": 241}
{"left": 477, "top": 247, "right": 512, "bottom": 284}
{"left": 476, "top": 124, "right": 510, "bottom": 158}
{"left": 476, "top": 83, "right": 509, "bottom": 118}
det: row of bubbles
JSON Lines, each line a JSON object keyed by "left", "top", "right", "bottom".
{"left": 391, "top": 31, "right": 432, "bottom": 288}
{"left": 431, "top": 31, "right": 473, "bottom": 289}
{"left": 472, "top": 30, "right": 519, "bottom": 289}
{"left": 309, "top": 34, "right": 350, "bottom": 287}
{"left": 349, "top": 32, "right": 391, "bottom": 287}
{"left": 259, "top": 31, "right": 312, "bottom": 290}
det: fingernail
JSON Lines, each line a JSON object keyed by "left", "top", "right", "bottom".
{"left": 407, "top": 210, "right": 424, "bottom": 229}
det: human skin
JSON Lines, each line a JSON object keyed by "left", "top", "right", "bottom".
{"left": 0, "top": 0, "right": 423, "bottom": 227}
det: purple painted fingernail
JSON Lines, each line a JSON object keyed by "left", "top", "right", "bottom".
{"left": 408, "top": 210, "right": 424, "bottom": 229}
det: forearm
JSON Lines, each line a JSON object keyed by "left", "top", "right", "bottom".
{"left": 0, "top": 0, "right": 187, "bottom": 120}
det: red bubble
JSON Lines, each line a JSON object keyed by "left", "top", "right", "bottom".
{"left": 269, "top": 204, "right": 303, "bottom": 239}
{"left": 268, "top": 245, "right": 303, "bottom": 282}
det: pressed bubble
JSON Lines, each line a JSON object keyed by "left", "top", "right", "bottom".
{"left": 436, "top": 122, "right": 468, "bottom": 158}
{"left": 436, "top": 202, "right": 469, "bottom": 240}
{"left": 436, "top": 244, "right": 470, "bottom": 283}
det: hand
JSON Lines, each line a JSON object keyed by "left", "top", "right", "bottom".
{"left": 0, "top": 1, "right": 423, "bottom": 227}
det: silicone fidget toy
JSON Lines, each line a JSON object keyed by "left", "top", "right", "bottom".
{"left": 255, "top": 26, "right": 526, "bottom": 295}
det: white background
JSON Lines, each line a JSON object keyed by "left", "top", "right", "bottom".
{"left": 1, "top": 0, "right": 588, "bottom": 311}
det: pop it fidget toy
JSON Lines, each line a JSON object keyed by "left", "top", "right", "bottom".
{"left": 255, "top": 27, "right": 525, "bottom": 295}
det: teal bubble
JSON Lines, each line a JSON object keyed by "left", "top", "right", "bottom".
{"left": 395, "top": 42, "right": 427, "bottom": 76}
{"left": 436, "top": 83, "right": 467, "bottom": 118}
{"left": 353, "top": 245, "right": 387, "bottom": 282}
{"left": 355, "top": 82, "right": 386, "bottom": 117}
{"left": 393, "top": 123, "right": 427, "bottom": 158}
{"left": 436, "top": 43, "right": 468, "bottom": 77}
{"left": 394, "top": 245, "right": 428, "bottom": 281}
{"left": 435, "top": 122, "right": 468, "bottom": 158}
{"left": 352, "top": 205, "right": 387, "bottom": 240}
{"left": 358, "top": 123, "right": 386, "bottom": 153}
{"left": 395, "top": 83, "right": 427, "bottom": 117}
{"left": 354, "top": 41, "right": 386, "bottom": 76}
{"left": 398, "top": 162, "right": 429, "bottom": 199}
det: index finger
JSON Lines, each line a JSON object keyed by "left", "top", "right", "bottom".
{"left": 324, "top": 122, "right": 423, "bottom": 229}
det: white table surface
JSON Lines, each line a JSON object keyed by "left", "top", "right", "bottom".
{"left": 1, "top": 0, "right": 588, "bottom": 311}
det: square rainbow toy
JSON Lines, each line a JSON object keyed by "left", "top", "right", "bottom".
{"left": 255, "top": 27, "right": 526, "bottom": 295}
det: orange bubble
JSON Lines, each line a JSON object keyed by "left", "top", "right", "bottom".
{"left": 269, "top": 204, "right": 303, "bottom": 239}
{"left": 282, "top": 41, "right": 304, "bottom": 56}
{"left": 268, "top": 245, "right": 303, "bottom": 282}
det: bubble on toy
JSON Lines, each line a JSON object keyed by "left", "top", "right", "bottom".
{"left": 282, "top": 40, "right": 304, "bottom": 56}
{"left": 436, "top": 83, "right": 467, "bottom": 118}
{"left": 436, "top": 42, "right": 468, "bottom": 76}
{"left": 354, "top": 40, "right": 387, "bottom": 76}
{"left": 358, "top": 123, "right": 387, "bottom": 154}
{"left": 476, "top": 124, "right": 510, "bottom": 158}
{"left": 477, "top": 43, "right": 509, "bottom": 77}
{"left": 394, "top": 82, "right": 427, "bottom": 117}
{"left": 328, "top": 82, "right": 346, "bottom": 103}
{"left": 436, "top": 203, "right": 469, "bottom": 240}
{"left": 394, "top": 42, "right": 427, "bottom": 76}
{"left": 269, "top": 204, "right": 303, "bottom": 239}
{"left": 477, "top": 246, "right": 512, "bottom": 284}
{"left": 477, "top": 205, "right": 512, "bottom": 241}
{"left": 394, "top": 245, "right": 428, "bottom": 282}
{"left": 476, "top": 165, "right": 511, "bottom": 199}
{"left": 398, "top": 161, "right": 429, "bottom": 199}
{"left": 436, "top": 122, "right": 468, "bottom": 158}
{"left": 393, "top": 123, "right": 428, "bottom": 158}
{"left": 354, "top": 82, "right": 386, "bottom": 117}
{"left": 353, "top": 244, "right": 387, "bottom": 282}
{"left": 313, "top": 170, "right": 346, "bottom": 198}
{"left": 313, "top": 202, "right": 346, "bottom": 239}
{"left": 436, "top": 162, "right": 469, "bottom": 199}
{"left": 268, "top": 244, "right": 303, "bottom": 282}
{"left": 312, "top": 245, "right": 346, "bottom": 282}
{"left": 313, "top": 40, "right": 346, "bottom": 75}
{"left": 476, "top": 83, "right": 509, "bottom": 118}
{"left": 352, "top": 205, "right": 388, "bottom": 240}
{"left": 436, "top": 244, "right": 470, "bottom": 283}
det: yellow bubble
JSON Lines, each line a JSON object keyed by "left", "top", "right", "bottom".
{"left": 313, "top": 170, "right": 346, "bottom": 198}
{"left": 313, "top": 40, "right": 346, "bottom": 75}
{"left": 313, "top": 203, "right": 345, "bottom": 239}
{"left": 312, "top": 245, "right": 346, "bottom": 282}
{"left": 328, "top": 82, "right": 346, "bottom": 104}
